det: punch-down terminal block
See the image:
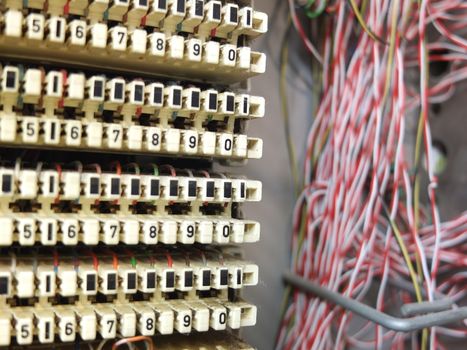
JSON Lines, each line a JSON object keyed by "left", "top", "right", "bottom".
{"left": 0, "top": 64, "right": 264, "bottom": 160}
{"left": 0, "top": 0, "right": 267, "bottom": 348}
{"left": 0, "top": 162, "right": 261, "bottom": 246}
{"left": 0, "top": 247, "right": 258, "bottom": 344}
{"left": 0, "top": 0, "right": 267, "bottom": 84}
{"left": 3, "top": 332, "right": 256, "bottom": 350}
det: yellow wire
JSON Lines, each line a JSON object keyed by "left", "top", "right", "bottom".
{"left": 382, "top": 0, "right": 400, "bottom": 106}
{"left": 414, "top": 111, "right": 425, "bottom": 247}
{"left": 295, "top": 205, "right": 309, "bottom": 266}
{"left": 380, "top": 1, "right": 428, "bottom": 345}
{"left": 360, "top": 0, "right": 369, "bottom": 14}
{"left": 412, "top": 26, "right": 432, "bottom": 350}
{"left": 280, "top": 18, "right": 301, "bottom": 196}
{"left": 386, "top": 214, "right": 423, "bottom": 302}
{"left": 385, "top": 200, "right": 427, "bottom": 349}
{"left": 348, "top": 0, "right": 387, "bottom": 45}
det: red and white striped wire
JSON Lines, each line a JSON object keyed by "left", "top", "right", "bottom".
{"left": 278, "top": 0, "right": 467, "bottom": 349}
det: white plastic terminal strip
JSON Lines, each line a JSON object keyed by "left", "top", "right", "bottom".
{"left": 0, "top": 114, "right": 263, "bottom": 159}
{"left": 0, "top": 67, "right": 265, "bottom": 159}
{"left": 1, "top": 67, "right": 267, "bottom": 116}
{"left": 0, "top": 9, "right": 268, "bottom": 81}
{"left": 0, "top": 167, "right": 262, "bottom": 203}
{"left": 0, "top": 214, "right": 260, "bottom": 246}
{"left": 3, "top": 1, "right": 268, "bottom": 39}
{"left": 0, "top": 255, "right": 258, "bottom": 299}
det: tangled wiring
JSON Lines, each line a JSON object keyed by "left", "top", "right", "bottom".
{"left": 277, "top": 0, "right": 467, "bottom": 349}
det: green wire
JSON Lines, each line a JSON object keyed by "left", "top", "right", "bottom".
{"left": 151, "top": 163, "right": 159, "bottom": 176}
{"left": 305, "top": 0, "right": 327, "bottom": 19}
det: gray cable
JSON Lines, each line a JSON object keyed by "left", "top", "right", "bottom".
{"left": 401, "top": 299, "right": 454, "bottom": 317}
{"left": 386, "top": 276, "right": 445, "bottom": 299}
{"left": 283, "top": 272, "right": 467, "bottom": 332}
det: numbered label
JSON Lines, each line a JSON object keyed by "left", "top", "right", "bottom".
{"left": 99, "top": 314, "right": 117, "bottom": 339}
{"left": 146, "top": 127, "right": 162, "bottom": 151}
{"left": 65, "top": 121, "right": 82, "bottom": 146}
{"left": 222, "top": 44, "right": 237, "bottom": 67}
{"left": 210, "top": 308, "right": 228, "bottom": 330}
{"left": 61, "top": 219, "right": 79, "bottom": 245}
{"left": 142, "top": 221, "right": 158, "bottom": 244}
{"left": 219, "top": 134, "right": 234, "bottom": 156}
{"left": 102, "top": 220, "right": 120, "bottom": 245}
{"left": 16, "top": 316, "right": 33, "bottom": 345}
{"left": 69, "top": 20, "right": 87, "bottom": 46}
{"left": 150, "top": 32, "right": 166, "bottom": 57}
{"left": 59, "top": 318, "right": 76, "bottom": 342}
{"left": 110, "top": 26, "right": 128, "bottom": 51}
{"left": 106, "top": 124, "right": 123, "bottom": 149}
{"left": 187, "top": 39, "right": 202, "bottom": 62}
{"left": 18, "top": 218, "right": 36, "bottom": 245}
{"left": 215, "top": 222, "right": 231, "bottom": 243}
{"left": 22, "top": 117, "right": 39, "bottom": 143}
{"left": 179, "top": 221, "right": 196, "bottom": 244}
{"left": 183, "top": 130, "right": 198, "bottom": 154}
{"left": 139, "top": 312, "right": 156, "bottom": 336}
{"left": 176, "top": 311, "right": 192, "bottom": 333}
{"left": 26, "top": 13, "right": 45, "bottom": 40}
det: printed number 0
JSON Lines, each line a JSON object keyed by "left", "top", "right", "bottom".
{"left": 224, "top": 138, "right": 232, "bottom": 151}
{"left": 222, "top": 225, "right": 230, "bottom": 238}
{"left": 219, "top": 312, "right": 226, "bottom": 325}
{"left": 228, "top": 49, "right": 236, "bottom": 62}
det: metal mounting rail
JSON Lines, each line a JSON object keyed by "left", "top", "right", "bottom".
{"left": 283, "top": 272, "right": 467, "bottom": 332}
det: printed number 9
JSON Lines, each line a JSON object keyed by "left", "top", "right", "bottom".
{"left": 193, "top": 43, "right": 201, "bottom": 56}
{"left": 183, "top": 315, "right": 191, "bottom": 327}
{"left": 188, "top": 135, "right": 197, "bottom": 149}
{"left": 186, "top": 225, "right": 194, "bottom": 238}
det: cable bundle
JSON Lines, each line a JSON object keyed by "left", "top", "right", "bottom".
{"left": 277, "top": 0, "right": 467, "bottom": 349}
